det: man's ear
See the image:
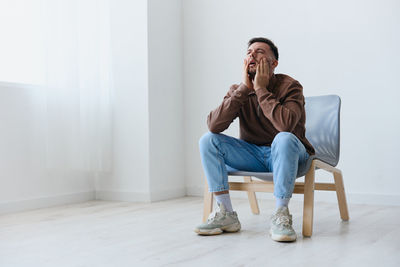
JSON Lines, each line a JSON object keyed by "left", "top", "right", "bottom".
{"left": 271, "top": 60, "right": 278, "bottom": 72}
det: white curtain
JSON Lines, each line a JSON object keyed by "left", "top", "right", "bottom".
{"left": 41, "top": 0, "right": 112, "bottom": 172}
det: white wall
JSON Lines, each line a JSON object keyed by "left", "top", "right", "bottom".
{"left": 96, "top": 0, "right": 185, "bottom": 202}
{"left": 148, "top": 0, "right": 185, "bottom": 201}
{"left": 0, "top": 82, "right": 95, "bottom": 214}
{"left": 183, "top": 0, "right": 400, "bottom": 205}
{"left": 96, "top": 0, "right": 151, "bottom": 201}
{"left": 0, "top": 0, "right": 185, "bottom": 213}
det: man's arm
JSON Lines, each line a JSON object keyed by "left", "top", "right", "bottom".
{"left": 255, "top": 82, "right": 304, "bottom": 132}
{"left": 207, "top": 83, "right": 251, "bottom": 133}
{"left": 253, "top": 57, "right": 304, "bottom": 132}
{"left": 207, "top": 58, "right": 254, "bottom": 133}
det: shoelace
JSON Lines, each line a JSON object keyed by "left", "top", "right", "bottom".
{"left": 274, "top": 214, "right": 291, "bottom": 227}
{"left": 207, "top": 211, "right": 224, "bottom": 222}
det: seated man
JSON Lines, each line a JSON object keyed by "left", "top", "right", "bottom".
{"left": 194, "top": 37, "right": 315, "bottom": 242}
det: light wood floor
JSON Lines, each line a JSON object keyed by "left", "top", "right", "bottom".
{"left": 0, "top": 196, "right": 399, "bottom": 267}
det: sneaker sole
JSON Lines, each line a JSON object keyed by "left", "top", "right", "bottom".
{"left": 194, "top": 228, "right": 223, "bottom": 235}
{"left": 195, "top": 222, "right": 241, "bottom": 236}
{"left": 269, "top": 229, "right": 297, "bottom": 242}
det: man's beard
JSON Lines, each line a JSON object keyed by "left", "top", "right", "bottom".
{"left": 248, "top": 70, "right": 256, "bottom": 81}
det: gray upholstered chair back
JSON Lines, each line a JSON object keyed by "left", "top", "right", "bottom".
{"left": 227, "top": 94, "right": 341, "bottom": 180}
{"left": 305, "top": 95, "right": 341, "bottom": 167}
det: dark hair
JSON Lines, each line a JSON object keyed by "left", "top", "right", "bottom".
{"left": 248, "top": 37, "right": 279, "bottom": 61}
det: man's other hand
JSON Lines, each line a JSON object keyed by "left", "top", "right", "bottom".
{"left": 254, "top": 57, "right": 270, "bottom": 90}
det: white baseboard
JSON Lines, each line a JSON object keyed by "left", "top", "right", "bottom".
{"left": 186, "top": 185, "right": 400, "bottom": 206}
{"left": 0, "top": 191, "right": 95, "bottom": 215}
{"left": 3, "top": 186, "right": 397, "bottom": 215}
{"left": 150, "top": 187, "right": 187, "bottom": 202}
{"left": 95, "top": 190, "right": 151, "bottom": 202}
{"left": 0, "top": 188, "right": 187, "bottom": 215}
{"left": 96, "top": 187, "right": 186, "bottom": 202}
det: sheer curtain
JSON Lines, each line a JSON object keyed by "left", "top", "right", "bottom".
{"left": 41, "top": 0, "right": 112, "bottom": 173}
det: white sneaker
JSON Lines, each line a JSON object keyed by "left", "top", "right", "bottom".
{"left": 270, "top": 207, "right": 297, "bottom": 242}
{"left": 194, "top": 203, "right": 241, "bottom": 235}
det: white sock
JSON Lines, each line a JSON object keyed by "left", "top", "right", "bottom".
{"left": 215, "top": 193, "right": 233, "bottom": 212}
{"left": 275, "top": 197, "right": 290, "bottom": 210}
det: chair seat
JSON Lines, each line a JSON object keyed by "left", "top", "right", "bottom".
{"left": 227, "top": 170, "right": 274, "bottom": 181}
{"left": 227, "top": 155, "right": 316, "bottom": 181}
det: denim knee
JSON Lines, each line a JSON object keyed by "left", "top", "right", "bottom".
{"left": 271, "top": 132, "right": 298, "bottom": 152}
{"left": 199, "top": 132, "right": 220, "bottom": 152}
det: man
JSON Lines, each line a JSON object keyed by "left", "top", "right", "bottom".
{"left": 194, "top": 37, "right": 315, "bottom": 242}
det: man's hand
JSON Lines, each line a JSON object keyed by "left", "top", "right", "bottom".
{"left": 243, "top": 58, "right": 254, "bottom": 90}
{"left": 254, "top": 57, "right": 270, "bottom": 90}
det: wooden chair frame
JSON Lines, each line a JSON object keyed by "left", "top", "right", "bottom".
{"left": 202, "top": 159, "right": 349, "bottom": 237}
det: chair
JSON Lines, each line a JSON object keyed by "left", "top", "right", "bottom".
{"left": 202, "top": 95, "right": 349, "bottom": 237}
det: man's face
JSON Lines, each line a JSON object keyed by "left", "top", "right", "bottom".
{"left": 246, "top": 42, "right": 276, "bottom": 75}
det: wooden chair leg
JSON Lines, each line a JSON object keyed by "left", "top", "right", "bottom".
{"left": 302, "top": 162, "right": 315, "bottom": 237}
{"left": 244, "top": 176, "right": 260, "bottom": 214}
{"left": 202, "top": 179, "right": 213, "bottom": 222}
{"left": 333, "top": 171, "right": 349, "bottom": 221}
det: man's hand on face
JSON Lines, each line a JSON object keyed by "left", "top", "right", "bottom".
{"left": 254, "top": 57, "right": 270, "bottom": 91}
{"left": 243, "top": 58, "right": 254, "bottom": 90}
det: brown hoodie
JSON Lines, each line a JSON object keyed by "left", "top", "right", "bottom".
{"left": 207, "top": 73, "right": 315, "bottom": 155}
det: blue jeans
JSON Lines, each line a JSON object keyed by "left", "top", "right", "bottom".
{"left": 199, "top": 132, "right": 310, "bottom": 199}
